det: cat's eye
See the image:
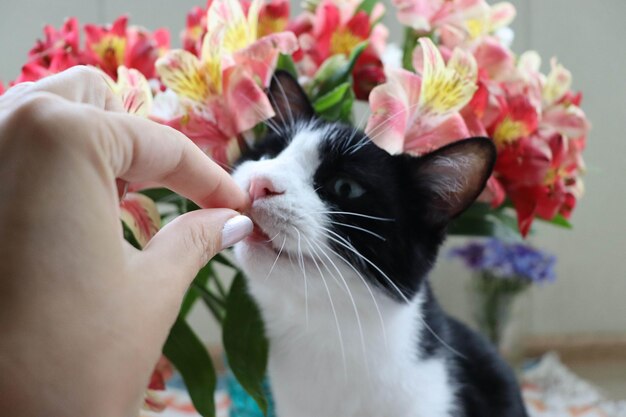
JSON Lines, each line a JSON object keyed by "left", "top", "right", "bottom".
{"left": 331, "top": 177, "right": 366, "bottom": 199}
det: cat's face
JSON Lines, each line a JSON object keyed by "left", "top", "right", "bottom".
{"left": 233, "top": 72, "right": 495, "bottom": 302}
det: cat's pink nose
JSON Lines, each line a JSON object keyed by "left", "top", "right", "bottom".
{"left": 249, "top": 177, "right": 284, "bottom": 201}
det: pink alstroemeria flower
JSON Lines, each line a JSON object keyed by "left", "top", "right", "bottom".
{"left": 104, "top": 66, "right": 154, "bottom": 117}
{"left": 366, "top": 37, "right": 478, "bottom": 155}
{"left": 143, "top": 356, "right": 174, "bottom": 412}
{"left": 156, "top": 0, "right": 297, "bottom": 166}
{"left": 102, "top": 67, "right": 161, "bottom": 247}
{"left": 393, "top": 0, "right": 515, "bottom": 47}
{"left": 120, "top": 192, "right": 161, "bottom": 248}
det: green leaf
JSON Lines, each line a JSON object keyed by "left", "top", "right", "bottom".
{"left": 163, "top": 318, "right": 216, "bottom": 417}
{"left": 313, "top": 82, "right": 351, "bottom": 113}
{"left": 193, "top": 281, "right": 226, "bottom": 324}
{"left": 538, "top": 213, "right": 573, "bottom": 229}
{"left": 213, "top": 252, "right": 236, "bottom": 269}
{"left": 356, "top": 0, "right": 378, "bottom": 15}
{"left": 179, "top": 262, "right": 214, "bottom": 318}
{"left": 122, "top": 222, "right": 142, "bottom": 250}
{"left": 139, "top": 187, "right": 175, "bottom": 202}
{"left": 223, "top": 274, "right": 269, "bottom": 415}
{"left": 276, "top": 53, "right": 298, "bottom": 79}
{"left": 312, "top": 42, "right": 368, "bottom": 98}
{"left": 401, "top": 27, "right": 418, "bottom": 71}
{"left": 448, "top": 215, "right": 498, "bottom": 237}
{"left": 449, "top": 203, "right": 521, "bottom": 238}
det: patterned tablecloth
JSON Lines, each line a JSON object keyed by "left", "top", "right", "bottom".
{"left": 142, "top": 353, "right": 626, "bottom": 417}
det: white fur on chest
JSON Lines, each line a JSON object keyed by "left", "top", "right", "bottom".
{"left": 240, "top": 259, "right": 456, "bottom": 417}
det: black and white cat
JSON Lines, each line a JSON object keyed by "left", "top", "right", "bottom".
{"left": 232, "top": 71, "right": 529, "bottom": 417}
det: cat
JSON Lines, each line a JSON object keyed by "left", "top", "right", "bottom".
{"left": 232, "top": 71, "right": 529, "bottom": 417}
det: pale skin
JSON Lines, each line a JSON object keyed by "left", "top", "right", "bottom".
{"left": 0, "top": 67, "right": 251, "bottom": 417}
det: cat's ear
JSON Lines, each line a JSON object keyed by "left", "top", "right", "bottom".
{"left": 267, "top": 70, "right": 315, "bottom": 125}
{"left": 402, "top": 137, "right": 496, "bottom": 225}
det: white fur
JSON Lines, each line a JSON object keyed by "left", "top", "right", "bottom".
{"left": 233, "top": 124, "right": 456, "bottom": 417}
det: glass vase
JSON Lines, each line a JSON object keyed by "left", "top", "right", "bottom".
{"left": 470, "top": 272, "right": 530, "bottom": 365}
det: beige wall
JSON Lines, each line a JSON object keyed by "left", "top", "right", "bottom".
{"left": 2, "top": 0, "right": 624, "bottom": 342}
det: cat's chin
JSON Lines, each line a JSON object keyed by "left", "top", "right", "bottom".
{"left": 237, "top": 223, "right": 280, "bottom": 257}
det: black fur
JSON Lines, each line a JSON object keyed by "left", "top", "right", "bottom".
{"left": 242, "top": 71, "right": 529, "bottom": 417}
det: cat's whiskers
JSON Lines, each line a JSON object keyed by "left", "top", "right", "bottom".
{"left": 236, "top": 92, "right": 283, "bottom": 137}
{"left": 326, "top": 220, "right": 386, "bottom": 241}
{"left": 342, "top": 107, "right": 371, "bottom": 155}
{"left": 316, "top": 238, "right": 389, "bottom": 351}
{"left": 292, "top": 226, "right": 309, "bottom": 328}
{"left": 312, "top": 210, "right": 395, "bottom": 222}
{"left": 303, "top": 238, "right": 348, "bottom": 379}
{"left": 308, "top": 237, "right": 370, "bottom": 381}
{"left": 324, "top": 229, "right": 468, "bottom": 359}
{"left": 265, "top": 231, "right": 281, "bottom": 243}
{"left": 272, "top": 74, "right": 296, "bottom": 130}
{"left": 359, "top": 99, "right": 422, "bottom": 143}
{"left": 264, "top": 234, "right": 287, "bottom": 281}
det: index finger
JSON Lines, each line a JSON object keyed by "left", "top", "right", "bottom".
{"left": 101, "top": 109, "right": 249, "bottom": 211}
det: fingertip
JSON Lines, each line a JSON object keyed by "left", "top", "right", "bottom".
{"left": 220, "top": 215, "right": 253, "bottom": 249}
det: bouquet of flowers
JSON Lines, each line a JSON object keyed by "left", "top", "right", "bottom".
{"left": 2, "top": 0, "right": 590, "bottom": 415}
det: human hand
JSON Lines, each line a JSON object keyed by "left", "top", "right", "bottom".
{"left": 0, "top": 67, "right": 252, "bottom": 417}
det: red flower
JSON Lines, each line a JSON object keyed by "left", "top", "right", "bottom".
{"left": 27, "top": 17, "right": 82, "bottom": 68}
{"left": 258, "top": 0, "right": 290, "bottom": 38}
{"left": 85, "top": 16, "right": 169, "bottom": 80}
{"left": 295, "top": 1, "right": 387, "bottom": 99}
{"left": 84, "top": 16, "right": 129, "bottom": 78}
{"left": 182, "top": 5, "right": 208, "bottom": 56}
{"left": 352, "top": 52, "right": 386, "bottom": 100}
{"left": 14, "top": 18, "right": 84, "bottom": 83}
{"left": 143, "top": 356, "right": 174, "bottom": 412}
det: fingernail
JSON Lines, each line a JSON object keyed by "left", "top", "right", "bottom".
{"left": 221, "top": 215, "right": 253, "bottom": 249}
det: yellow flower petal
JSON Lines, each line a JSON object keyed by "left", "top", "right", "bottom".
{"left": 200, "top": 30, "right": 224, "bottom": 93}
{"left": 418, "top": 38, "right": 478, "bottom": 117}
{"left": 208, "top": 0, "right": 253, "bottom": 54}
{"left": 156, "top": 50, "right": 210, "bottom": 103}
{"left": 247, "top": 0, "right": 262, "bottom": 44}
{"left": 493, "top": 117, "right": 529, "bottom": 146}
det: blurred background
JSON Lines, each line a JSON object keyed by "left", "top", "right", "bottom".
{"left": 1, "top": 0, "right": 625, "bottom": 387}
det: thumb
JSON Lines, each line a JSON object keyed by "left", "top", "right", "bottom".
{"left": 138, "top": 209, "right": 252, "bottom": 293}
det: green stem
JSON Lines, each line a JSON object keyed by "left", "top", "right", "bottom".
{"left": 402, "top": 28, "right": 419, "bottom": 71}
{"left": 192, "top": 282, "right": 226, "bottom": 324}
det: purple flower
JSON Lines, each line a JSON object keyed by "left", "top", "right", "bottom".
{"left": 448, "top": 239, "right": 556, "bottom": 283}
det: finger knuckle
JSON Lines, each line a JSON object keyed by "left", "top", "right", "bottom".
{"left": 7, "top": 93, "right": 65, "bottom": 138}
{"left": 68, "top": 65, "right": 105, "bottom": 84}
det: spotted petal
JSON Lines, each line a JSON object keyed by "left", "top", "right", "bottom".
{"left": 114, "top": 66, "right": 153, "bottom": 116}
{"left": 156, "top": 50, "right": 210, "bottom": 103}
{"left": 120, "top": 192, "right": 160, "bottom": 248}
{"left": 417, "top": 38, "right": 477, "bottom": 119}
